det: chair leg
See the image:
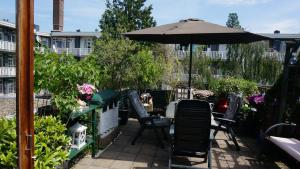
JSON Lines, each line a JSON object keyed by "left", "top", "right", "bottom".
{"left": 131, "top": 126, "right": 144, "bottom": 145}
{"left": 153, "top": 127, "right": 164, "bottom": 148}
{"left": 169, "top": 146, "right": 172, "bottom": 169}
{"left": 228, "top": 127, "right": 240, "bottom": 151}
{"left": 213, "top": 123, "right": 222, "bottom": 137}
{"left": 161, "top": 128, "right": 168, "bottom": 140}
{"left": 208, "top": 141, "right": 212, "bottom": 169}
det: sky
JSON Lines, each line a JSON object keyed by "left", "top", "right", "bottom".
{"left": 0, "top": 0, "right": 300, "bottom": 33}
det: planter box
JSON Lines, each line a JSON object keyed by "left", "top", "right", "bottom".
{"left": 97, "top": 102, "right": 119, "bottom": 138}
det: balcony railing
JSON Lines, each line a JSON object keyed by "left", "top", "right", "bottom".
{"left": 0, "top": 67, "right": 16, "bottom": 77}
{"left": 174, "top": 50, "right": 285, "bottom": 61}
{"left": 54, "top": 48, "right": 93, "bottom": 57}
{"left": 0, "top": 40, "right": 16, "bottom": 52}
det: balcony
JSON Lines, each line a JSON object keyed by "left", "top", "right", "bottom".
{"left": 0, "top": 67, "right": 16, "bottom": 77}
{"left": 175, "top": 50, "right": 285, "bottom": 61}
{"left": 54, "top": 48, "right": 93, "bottom": 57}
{"left": 0, "top": 40, "right": 16, "bottom": 52}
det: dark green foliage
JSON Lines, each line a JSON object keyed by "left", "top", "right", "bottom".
{"left": 0, "top": 116, "right": 70, "bottom": 169}
{"left": 100, "top": 0, "right": 156, "bottom": 39}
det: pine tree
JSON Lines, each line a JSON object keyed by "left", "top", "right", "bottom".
{"left": 226, "top": 13, "right": 242, "bottom": 29}
{"left": 99, "top": 0, "right": 156, "bottom": 39}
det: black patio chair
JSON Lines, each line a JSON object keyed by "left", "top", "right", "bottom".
{"left": 128, "top": 90, "right": 171, "bottom": 148}
{"left": 169, "top": 100, "right": 212, "bottom": 169}
{"left": 211, "top": 93, "right": 242, "bottom": 151}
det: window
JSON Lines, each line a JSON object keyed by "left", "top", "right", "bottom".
{"left": 84, "top": 39, "right": 92, "bottom": 48}
{"left": 4, "top": 79, "right": 15, "bottom": 94}
{"left": 11, "top": 34, "right": 16, "bottom": 42}
{"left": 53, "top": 38, "right": 64, "bottom": 48}
{"left": 8, "top": 57, "right": 15, "bottom": 67}
{"left": 0, "top": 55, "right": 3, "bottom": 67}
{"left": 0, "top": 79, "right": 3, "bottom": 94}
{"left": 0, "top": 32, "right": 3, "bottom": 41}
{"left": 66, "top": 38, "right": 74, "bottom": 48}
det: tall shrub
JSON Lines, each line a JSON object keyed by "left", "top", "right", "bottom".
{"left": 34, "top": 51, "right": 102, "bottom": 120}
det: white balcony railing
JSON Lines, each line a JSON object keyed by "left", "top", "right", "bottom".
{"left": 0, "top": 67, "right": 16, "bottom": 77}
{"left": 0, "top": 40, "right": 16, "bottom": 52}
{"left": 54, "top": 48, "right": 93, "bottom": 57}
{"left": 174, "top": 50, "right": 285, "bottom": 61}
{"left": 175, "top": 50, "right": 227, "bottom": 60}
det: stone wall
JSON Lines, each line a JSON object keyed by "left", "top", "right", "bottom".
{"left": 0, "top": 98, "right": 51, "bottom": 117}
{"left": 0, "top": 98, "right": 16, "bottom": 117}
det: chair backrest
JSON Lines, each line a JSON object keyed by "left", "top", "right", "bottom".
{"left": 173, "top": 100, "right": 211, "bottom": 155}
{"left": 223, "top": 93, "right": 242, "bottom": 120}
{"left": 128, "top": 91, "right": 150, "bottom": 122}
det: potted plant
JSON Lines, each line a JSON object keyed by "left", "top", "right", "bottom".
{"left": 77, "top": 83, "right": 97, "bottom": 107}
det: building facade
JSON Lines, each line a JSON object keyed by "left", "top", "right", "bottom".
{"left": 0, "top": 20, "right": 99, "bottom": 97}
{"left": 0, "top": 20, "right": 16, "bottom": 97}
{"left": 51, "top": 31, "right": 99, "bottom": 58}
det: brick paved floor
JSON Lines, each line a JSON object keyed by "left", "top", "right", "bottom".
{"left": 73, "top": 119, "right": 290, "bottom": 169}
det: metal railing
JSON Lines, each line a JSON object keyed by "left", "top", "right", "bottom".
{"left": 174, "top": 50, "right": 285, "bottom": 61}
{"left": 0, "top": 67, "right": 16, "bottom": 77}
{"left": 0, "top": 40, "right": 16, "bottom": 52}
{"left": 54, "top": 48, "right": 93, "bottom": 57}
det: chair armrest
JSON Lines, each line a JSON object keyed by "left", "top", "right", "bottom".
{"left": 140, "top": 116, "right": 160, "bottom": 123}
{"left": 264, "top": 123, "right": 297, "bottom": 137}
{"left": 214, "top": 117, "right": 236, "bottom": 124}
{"left": 212, "top": 112, "right": 225, "bottom": 117}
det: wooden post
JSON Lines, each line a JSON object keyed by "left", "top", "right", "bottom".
{"left": 16, "top": 0, "right": 35, "bottom": 168}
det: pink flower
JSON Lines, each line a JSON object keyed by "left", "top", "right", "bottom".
{"left": 77, "top": 83, "right": 97, "bottom": 95}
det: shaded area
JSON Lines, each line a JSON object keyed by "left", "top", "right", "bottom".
{"left": 73, "top": 119, "right": 290, "bottom": 169}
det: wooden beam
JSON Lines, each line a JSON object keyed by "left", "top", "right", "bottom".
{"left": 16, "top": 0, "right": 35, "bottom": 168}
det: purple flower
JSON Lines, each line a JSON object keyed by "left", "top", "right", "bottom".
{"left": 247, "top": 94, "right": 264, "bottom": 105}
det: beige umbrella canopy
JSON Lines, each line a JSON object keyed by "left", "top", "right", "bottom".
{"left": 123, "top": 18, "right": 270, "bottom": 98}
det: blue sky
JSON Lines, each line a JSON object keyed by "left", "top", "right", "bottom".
{"left": 0, "top": 0, "right": 299, "bottom": 33}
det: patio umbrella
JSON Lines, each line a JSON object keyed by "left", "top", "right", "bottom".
{"left": 123, "top": 18, "right": 269, "bottom": 98}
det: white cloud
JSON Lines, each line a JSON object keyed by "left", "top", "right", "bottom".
{"left": 209, "top": 0, "right": 272, "bottom": 5}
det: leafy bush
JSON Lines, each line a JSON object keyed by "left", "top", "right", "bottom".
{"left": 34, "top": 51, "right": 102, "bottom": 121}
{"left": 126, "top": 50, "right": 164, "bottom": 90}
{"left": 0, "top": 116, "right": 70, "bottom": 169}
{"left": 210, "top": 77, "right": 258, "bottom": 97}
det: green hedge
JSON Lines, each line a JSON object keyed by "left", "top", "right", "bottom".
{"left": 0, "top": 116, "right": 70, "bottom": 169}
{"left": 210, "top": 77, "right": 258, "bottom": 97}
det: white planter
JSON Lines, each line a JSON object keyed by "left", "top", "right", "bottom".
{"left": 97, "top": 102, "right": 119, "bottom": 138}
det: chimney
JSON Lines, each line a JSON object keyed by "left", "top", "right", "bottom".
{"left": 274, "top": 30, "right": 280, "bottom": 34}
{"left": 53, "top": 0, "right": 64, "bottom": 31}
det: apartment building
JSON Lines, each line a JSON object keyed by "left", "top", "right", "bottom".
{"left": 0, "top": 20, "right": 99, "bottom": 97}
{"left": 0, "top": 20, "right": 16, "bottom": 97}
{"left": 51, "top": 31, "right": 98, "bottom": 58}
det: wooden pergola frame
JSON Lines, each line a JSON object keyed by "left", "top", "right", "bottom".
{"left": 16, "top": 0, "right": 35, "bottom": 168}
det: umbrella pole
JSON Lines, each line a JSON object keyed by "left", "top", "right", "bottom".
{"left": 188, "top": 43, "right": 193, "bottom": 99}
